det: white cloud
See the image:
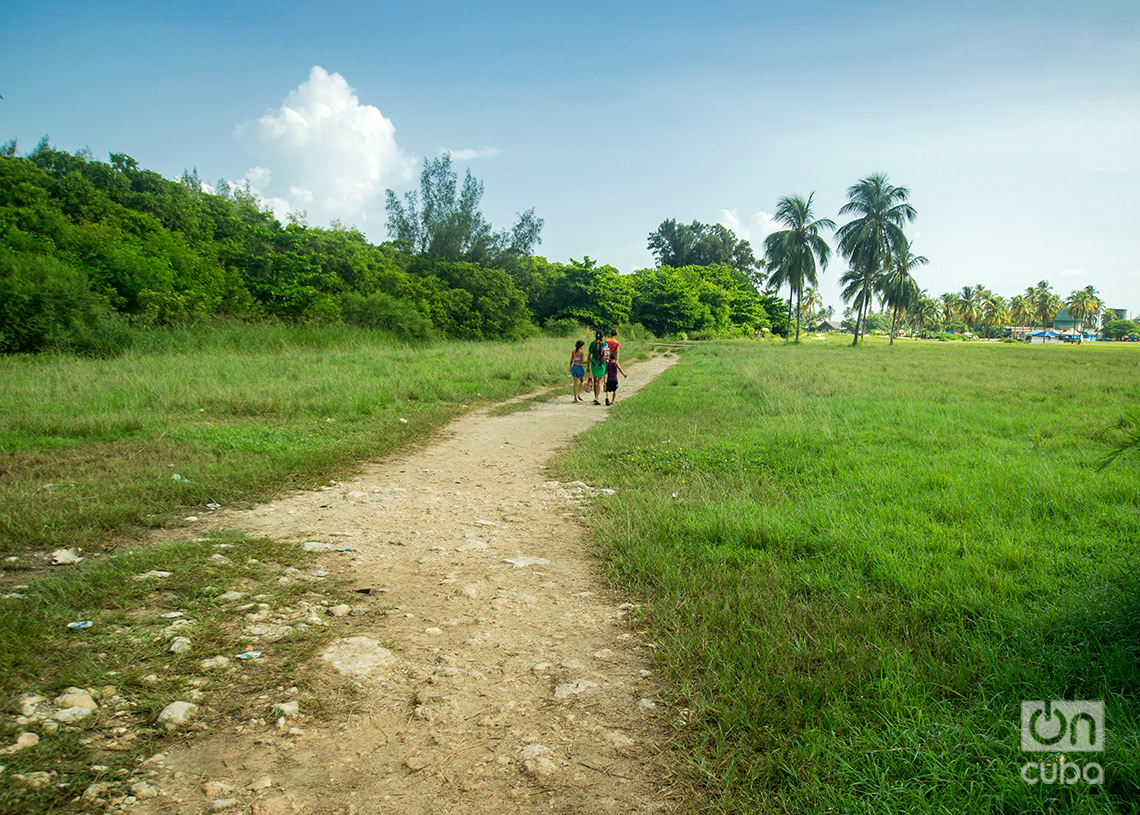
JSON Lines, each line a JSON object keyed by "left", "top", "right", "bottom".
{"left": 442, "top": 146, "right": 501, "bottom": 161}
{"left": 236, "top": 66, "right": 416, "bottom": 233}
{"left": 720, "top": 209, "right": 778, "bottom": 246}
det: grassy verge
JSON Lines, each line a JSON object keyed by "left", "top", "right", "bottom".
{"left": 0, "top": 327, "right": 649, "bottom": 556}
{"left": 559, "top": 337, "right": 1140, "bottom": 813}
{"left": 0, "top": 531, "right": 364, "bottom": 813}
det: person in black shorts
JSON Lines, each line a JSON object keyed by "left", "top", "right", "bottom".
{"left": 604, "top": 355, "right": 626, "bottom": 406}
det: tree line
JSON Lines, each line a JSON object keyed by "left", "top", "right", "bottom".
{"left": 0, "top": 142, "right": 787, "bottom": 354}
{"left": 759, "top": 173, "right": 1134, "bottom": 344}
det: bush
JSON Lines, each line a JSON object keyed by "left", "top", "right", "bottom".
{"left": 616, "top": 322, "right": 655, "bottom": 341}
{"left": 339, "top": 291, "right": 435, "bottom": 342}
{"left": 0, "top": 249, "right": 111, "bottom": 353}
{"left": 542, "top": 317, "right": 586, "bottom": 337}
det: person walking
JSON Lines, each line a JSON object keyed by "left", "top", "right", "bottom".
{"left": 569, "top": 340, "right": 587, "bottom": 402}
{"left": 587, "top": 331, "right": 609, "bottom": 405}
{"left": 604, "top": 355, "right": 627, "bottom": 406}
{"left": 605, "top": 328, "right": 621, "bottom": 363}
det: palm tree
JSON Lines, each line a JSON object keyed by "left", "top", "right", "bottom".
{"left": 912, "top": 294, "right": 940, "bottom": 337}
{"left": 981, "top": 290, "right": 1010, "bottom": 338}
{"left": 1009, "top": 293, "right": 1034, "bottom": 326}
{"left": 879, "top": 238, "right": 927, "bottom": 344}
{"left": 1066, "top": 285, "right": 1101, "bottom": 331}
{"left": 763, "top": 194, "right": 835, "bottom": 342}
{"left": 1029, "top": 280, "right": 1063, "bottom": 330}
{"left": 956, "top": 286, "right": 983, "bottom": 334}
{"left": 939, "top": 292, "right": 958, "bottom": 331}
{"left": 799, "top": 286, "right": 825, "bottom": 328}
{"left": 836, "top": 173, "right": 917, "bottom": 346}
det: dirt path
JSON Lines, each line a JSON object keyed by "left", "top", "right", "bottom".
{"left": 135, "top": 354, "right": 680, "bottom": 815}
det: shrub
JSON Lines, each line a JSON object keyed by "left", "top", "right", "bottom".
{"left": 340, "top": 291, "right": 435, "bottom": 342}
{"left": 617, "top": 322, "right": 655, "bottom": 341}
{"left": 542, "top": 317, "right": 585, "bottom": 337}
{"left": 0, "top": 249, "right": 111, "bottom": 353}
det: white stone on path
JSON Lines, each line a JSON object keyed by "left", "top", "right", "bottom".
{"left": 157, "top": 701, "right": 198, "bottom": 728}
{"left": 2, "top": 732, "right": 38, "bottom": 753}
{"left": 455, "top": 540, "right": 487, "bottom": 551}
{"left": 301, "top": 542, "right": 334, "bottom": 552}
{"left": 502, "top": 556, "right": 549, "bottom": 568}
{"left": 169, "top": 637, "right": 192, "bottom": 654}
{"left": 51, "top": 547, "right": 84, "bottom": 565}
{"left": 200, "top": 656, "right": 230, "bottom": 670}
{"left": 133, "top": 570, "right": 172, "bottom": 581}
{"left": 320, "top": 637, "right": 396, "bottom": 677}
{"left": 554, "top": 679, "right": 599, "bottom": 699}
{"left": 519, "top": 743, "right": 559, "bottom": 778}
{"left": 130, "top": 781, "right": 159, "bottom": 799}
{"left": 54, "top": 689, "right": 97, "bottom": 710}
{"left": 52, "top": 706, "right": 94, "bottom": 723}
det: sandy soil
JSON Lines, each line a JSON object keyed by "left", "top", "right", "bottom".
{"left": 132, "top": 354, "right": 681, "bottom": 815}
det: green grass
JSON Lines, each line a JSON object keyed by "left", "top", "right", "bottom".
{"left": 0, "top": 327, "right": 634, "bottom": 554}
{"left": 558, "top": 337, "right": 1140, "bottom": 813}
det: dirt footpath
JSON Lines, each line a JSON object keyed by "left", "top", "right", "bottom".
{"left": 135, "top": 354, "right": 680, "bottom": 815}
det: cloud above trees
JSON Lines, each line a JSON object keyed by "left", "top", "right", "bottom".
{"left": 236, "top": 66, "right": 415, "bottom": 231}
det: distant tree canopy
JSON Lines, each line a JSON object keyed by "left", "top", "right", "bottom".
{"left": 385, "top": 153, "right": 543, "bottom": 266}
{"left": 1103, "top": 319, "right": 1140, "bottom": 341}
{"left": 648, "top": 219, "right": 760, "bottom": 280}
{"left": 1, "top": 139, "right": 785, "bottom": 354}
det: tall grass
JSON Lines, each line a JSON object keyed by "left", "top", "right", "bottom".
{"left": 0, "top": 325, "right": 602, "bottom": 553}
{"left": 559, "top": 338, "right": 1140, "bottom": 813}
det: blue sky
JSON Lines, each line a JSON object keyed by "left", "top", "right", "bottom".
{"left": 3, "top": 0, "right": 1138, "bottom": 315}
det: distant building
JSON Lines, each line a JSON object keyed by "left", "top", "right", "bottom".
{"left": 812, "top": 320, "right": 845, "bottom": 333}
{"left": 1053, "top": 307, "right": 1127, "bottom": 340}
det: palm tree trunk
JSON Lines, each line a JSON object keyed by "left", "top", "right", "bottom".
{"left": 795, "top": 284, "right": 802, "bottom": 342}
{"left": 785, "top": 286, "right": 793, "bottom": 343}
{"left": 890, "top": 306, "right": 898, "bottom": 345}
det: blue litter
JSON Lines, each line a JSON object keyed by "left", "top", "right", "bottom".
{"left": 67, "top": 621, "right": 93, "bottom": 630}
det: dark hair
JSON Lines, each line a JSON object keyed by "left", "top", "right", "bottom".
{"left": 595, "top": 331, "right": 603, "bottom": 339}
{"left": 575, "top": 340, "right": 584, "bottom": 349}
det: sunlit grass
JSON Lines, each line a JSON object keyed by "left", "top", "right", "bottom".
{"left": 0, "top": 327, "right": 619, "bottom": 553}
{"left": 560, "top": 338, "right": 1140, "bottom": 813}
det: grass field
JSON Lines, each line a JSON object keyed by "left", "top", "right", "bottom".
{"left": 0, "top": 326, "right": 599, "bottom": 556}
{"left": 2, "top": 330, "right": 1137, "bottom": 813}
{"left": 0, "top": 325, "right": 624, "bottom": 814}
{"left": 558, "top": 337, "right": 1140, "bottom": 813}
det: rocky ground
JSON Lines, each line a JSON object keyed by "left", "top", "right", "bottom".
{"left": 60, "top": 353, "right": 683, "bottom": 815}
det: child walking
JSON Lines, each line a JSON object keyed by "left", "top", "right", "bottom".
{"left": 604, "top": 355, "right": 627, "bottom": 406}
{"left": 569, "top": 340, "right": 586, "bottom": 402}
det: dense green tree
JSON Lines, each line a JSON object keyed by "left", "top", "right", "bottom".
{"left": 762, "top": 194, "right": 834, "bottom": 342}
{"left": 647, "top": 219, "right": 759, "bottom": 279}
{"left": 542, "top": 257, "right": 633, "bottom": 329}
{"left": 409, "top": 257, "right": 532, "bottom": 339}
{"left": 836, "top": 174, "right": 917, "bottom": 346}
{"left": 1103, "top": 318, "right": 1140, "bottom": 340}
{"left": 385, "top": 153, "right": 542, "bottom": 264}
